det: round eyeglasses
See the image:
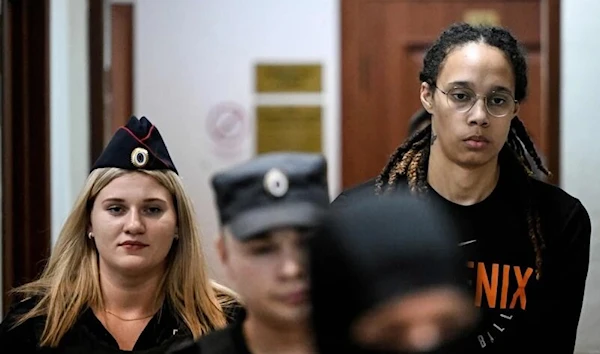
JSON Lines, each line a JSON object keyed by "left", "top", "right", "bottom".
{"left": 435, "top": 86, "right": 518, "bottom": 118}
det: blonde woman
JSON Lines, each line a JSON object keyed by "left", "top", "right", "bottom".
{"left": 0, "top": 116, "right": 239, "bottom": 353}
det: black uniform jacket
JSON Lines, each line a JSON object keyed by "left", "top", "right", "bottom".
{"left": 0, "top": 297, "right": 241, "bottom": 354}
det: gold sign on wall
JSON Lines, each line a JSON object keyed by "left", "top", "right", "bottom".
{"left": 256, "top": 105, "right": 322, "bottom": 153}
{"left": 463, "top": 9, "right": 501, "bottom": 26}
{"left": 255, "top": 64, "right": 322, "bottom": 93}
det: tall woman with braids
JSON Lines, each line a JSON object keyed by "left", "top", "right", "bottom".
{"left": 333, "top": 23, "right": 591, "bottom": 353}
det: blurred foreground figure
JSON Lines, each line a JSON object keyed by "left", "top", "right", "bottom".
{"left": 170, "top": 152, "right": 330, "bottom": 354}
{"left": 310, "top": 195, "right": 477, "bottom": 354}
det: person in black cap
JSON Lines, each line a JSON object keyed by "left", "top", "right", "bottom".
{"left": 311, "top": 195, "right": 477, "bottom": 354}
{"left": 169, "top": 152, "right": 330, "bottom": 354}
{"left": 0, "top": 116, "right": 239, "bottom": 353}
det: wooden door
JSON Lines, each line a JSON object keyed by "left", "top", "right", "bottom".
{"left": 110, "top": 4, "right": 134, "bottom": 135}
{"left": 341, "top": 0, "right": 560, "bottom": 189}
{"left": 89, "top": 1, "right": 135, "bottom": 164}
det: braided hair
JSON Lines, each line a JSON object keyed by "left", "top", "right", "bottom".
{"left": 375, "top": 23, "right": 550, "bottom": 279}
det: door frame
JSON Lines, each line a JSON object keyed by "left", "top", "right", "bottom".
{"left": 89, "top": 0, "right": 106, "bottom": 163}
{"left": 341, "top": 0, "right": 561, "bottom": 188}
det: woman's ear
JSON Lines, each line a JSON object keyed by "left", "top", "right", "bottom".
{"left": 420, "top": 82, "right": 435, "bottom": 113}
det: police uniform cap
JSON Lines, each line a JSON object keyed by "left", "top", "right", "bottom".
{"left": 91, "top": 116, "right": 178, "bottom": 174}
{"left": 211, "top": 152, "right": 330, "bottom": 240}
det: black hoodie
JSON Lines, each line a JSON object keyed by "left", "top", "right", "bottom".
{"left": 309, "top": 194, "right": 473, "bottom": 354}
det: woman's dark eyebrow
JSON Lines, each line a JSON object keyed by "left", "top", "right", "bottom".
{"left": 446, "top": 81, "right": 471, "bottom": 88}
{"left": 490, "top": 85, "right": 512, "bottom": 94}
{"left": 445, "top": 82, "right": 514, "bottom": 96}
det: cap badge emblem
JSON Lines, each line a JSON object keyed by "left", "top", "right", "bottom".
{"left": 263, "top": 168, "right": 289, "bottom": 198}
{"left": 131, "top": 147, "right": 149, "bottom": 168}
